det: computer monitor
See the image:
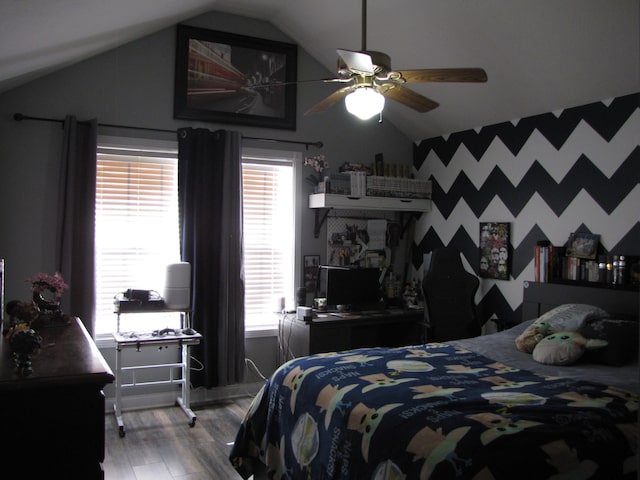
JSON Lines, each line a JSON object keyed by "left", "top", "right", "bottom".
{"left": 315, "top": 265, "right": 383, "bottom": 311}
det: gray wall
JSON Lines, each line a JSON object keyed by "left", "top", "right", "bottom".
{"left": 0, "top": 10, "right": 414, "bottom": 405}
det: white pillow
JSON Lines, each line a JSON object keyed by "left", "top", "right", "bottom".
{"left": 535, "top": 303, "right": 609, "bottom": 331}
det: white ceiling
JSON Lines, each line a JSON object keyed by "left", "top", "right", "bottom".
{"left": 1, "top": 0, "right": 638, "bottom": 141}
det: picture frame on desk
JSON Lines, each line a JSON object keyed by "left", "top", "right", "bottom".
{"left": 174, "top": 25, "right": 298, "bottom": 130}
{"left": 566, "top": 232, "right": 599, "bottom": 259}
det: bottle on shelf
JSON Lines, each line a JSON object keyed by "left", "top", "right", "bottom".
{"left": 385, "top": 268, "right": 395, "bottom": 299}
{"left": 606, "top": 257, "right": 614, "bottom": 284}
{"left": 613, "top": 255, "right": 626, "bottom": 285}
{"left": 597, "top": 257, "right": 607, "bottom": 283}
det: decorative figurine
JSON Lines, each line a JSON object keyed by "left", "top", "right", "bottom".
{"left": 9, "top": 327, "right": 42, "bottom": 376}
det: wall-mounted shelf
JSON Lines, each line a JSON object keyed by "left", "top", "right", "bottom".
{"left": 309, "top": 193, "right": 431, "bottom": 238}
{"left": 309, "top": 193, "right": 431, "bottom": 212}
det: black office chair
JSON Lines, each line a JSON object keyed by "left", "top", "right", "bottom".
{"left": 422, "top": 247, "right": 481, "bottom": 342}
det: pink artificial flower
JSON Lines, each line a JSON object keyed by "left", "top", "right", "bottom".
{"left": 27, "top": 272, "right": 68, "bottom": 298}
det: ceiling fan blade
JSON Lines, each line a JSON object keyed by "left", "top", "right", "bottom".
{"left": 305, "top": 86, "right": 355, "bottom": 115}
{"left": 337, "top": 49, "right": 374, "bottom": 75}
{"left": 381, "top": 85, "right": 439, "bottom": 113}
{"left": 398, "top": 68, "right": 488, "bottom": 83}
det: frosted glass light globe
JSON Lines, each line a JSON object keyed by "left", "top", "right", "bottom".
{"left": 345, "top": 87, "right": 385, "bottom": 120}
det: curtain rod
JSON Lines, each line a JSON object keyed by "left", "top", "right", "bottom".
{"left": 13, "top": 113, "right": 323, "bottom": 149}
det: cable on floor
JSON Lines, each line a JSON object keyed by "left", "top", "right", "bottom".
{"left": 245, "top": 357, "right": 267, "bottom": 381}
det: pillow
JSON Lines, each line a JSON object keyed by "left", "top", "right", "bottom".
{"left": 515, "top": 303, "right": 609, "bottom": 353}
{"left": 532, "top": 331, "right": 608, "bottom": 366}
{"left": 535, "top": 303, "right": 609, "bottom": 331}
{"left": 578, "top": 318, "right": 639, "bottom": 366}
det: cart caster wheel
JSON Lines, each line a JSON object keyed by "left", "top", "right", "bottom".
{"left": 189, "top": 418, "right": 196, "bottom": 428}
{"left": 119, "top": 427, "right": 126, "bottom": 438}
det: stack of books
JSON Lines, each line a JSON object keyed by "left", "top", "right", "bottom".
{"left": 349, "top": 171, "right": 367, "bottom": 196}
{"left": 563, "top": 257, "right": 600, "bottom": 282}
{"left": 534, "top": 241, "right": 602, "bottom": 283}
{"left": 534, "top": 241, "right": 556, "bottom": 283}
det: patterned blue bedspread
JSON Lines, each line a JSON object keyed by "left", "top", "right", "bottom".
{"left": 230, "top": 343, "right": 638, "bottom": 479}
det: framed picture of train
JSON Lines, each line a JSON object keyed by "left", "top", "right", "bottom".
{"left": 174, "top": 25, "right": 298, "bottom": 130}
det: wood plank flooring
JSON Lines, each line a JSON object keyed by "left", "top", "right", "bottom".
{"left": 104, "top": 396, "right": 254, "bottom": 480}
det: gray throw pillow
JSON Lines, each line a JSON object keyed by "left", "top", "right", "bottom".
{"left": 536, "top": 303, "right": 609, "bottom": 331}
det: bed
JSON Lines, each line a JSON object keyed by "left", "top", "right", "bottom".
{"left": 229, "top": 282, "right": 639, "bottom": 479}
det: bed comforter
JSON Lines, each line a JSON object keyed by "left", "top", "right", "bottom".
{"left": 230, "top": 341, "right": 637, "bottom": 479}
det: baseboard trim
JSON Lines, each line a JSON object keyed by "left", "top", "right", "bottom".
{"left": 191, "top": 381, "right": 264, "bottom": 406}
{"left": 104, "top": 381, "right": 263, "bottom": 414}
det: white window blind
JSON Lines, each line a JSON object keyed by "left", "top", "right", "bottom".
{"left": 242, "top": 155, "right": 295, "bottom": 330}
{"left": 95, "top": 142, "right": 181, "bottom": 335}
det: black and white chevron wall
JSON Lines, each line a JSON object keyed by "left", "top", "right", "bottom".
{"left": 411, "top": 92, "right": 639, "bottom": 325}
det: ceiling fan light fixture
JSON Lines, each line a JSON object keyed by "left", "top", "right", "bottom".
{"left": 345, "top": 87, "right": 385, "bottom": 120}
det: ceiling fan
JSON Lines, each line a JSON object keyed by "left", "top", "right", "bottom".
{"left": 304, "top": 0, "right": 488, "bottom": 120}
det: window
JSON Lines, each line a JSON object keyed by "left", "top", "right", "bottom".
{"left": 94, "top": 141, "right": 299, "bottom": 336}
{"left": 94, "top": 138, "right": 181, "bottom": 335}
{"left": 242, "top": 149, "right": 300, "bottom": 331}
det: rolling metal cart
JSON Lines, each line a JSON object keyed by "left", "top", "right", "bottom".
{"left": 112, "top": 308, "right": 201, "bottom": 437}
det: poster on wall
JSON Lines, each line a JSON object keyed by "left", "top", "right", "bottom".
{"left": 304, "top": 255, "right": 320, "bottom": 292}
{"left": 174, "top": 25, "right": 298, "bottom": 130}
{"left": 479, "top": 222, "right": 510, "bottom": 280}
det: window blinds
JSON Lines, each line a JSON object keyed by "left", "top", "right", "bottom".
{"left": 242, "top": 161, "right": 294, "bottom": 328}
{"left": 95, "top": 148, "right": 180, "bottom": 334}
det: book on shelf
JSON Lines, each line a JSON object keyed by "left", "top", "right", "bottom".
{"left": 534, "top": 241, "right": 604, "bottom": 284}
{"left": 534, "top": 242, "right": 564, "bottom": 282}
{"left": 562, "top": 257, "right": 600, "bottom": 282}
{"left": 534, "top": 241, "right": 552, "bottom": 282}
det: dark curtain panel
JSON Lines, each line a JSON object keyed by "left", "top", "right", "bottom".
{"left": 178, "top": 128, "right": 245, "bottom": 388}
{"left": 56, "top": 116, "right": 97, "bottom": 336}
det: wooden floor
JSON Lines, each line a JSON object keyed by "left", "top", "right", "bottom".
{"left": 104, "top": 396, "right": 254, "bottom": 480}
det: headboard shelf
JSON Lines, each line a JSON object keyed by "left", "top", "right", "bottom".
{"left": 522, "top": 281, "right": 639, "bottom": 321}
{"left": 545, "top": 278, "right": 639, "bottom": 292}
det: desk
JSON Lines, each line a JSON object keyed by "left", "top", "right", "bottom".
{"left": 0, "top": 317, "right": 114, "bottom": 479}
{"left": 112, "top": 310, "right": 201, "bottom": 437}
{"left": 279, "top": 308, "right": 425, "bottom": 361}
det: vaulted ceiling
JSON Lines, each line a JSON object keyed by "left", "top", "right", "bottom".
{"left": 1, "top": 0, "right": 637, "bottom": 141}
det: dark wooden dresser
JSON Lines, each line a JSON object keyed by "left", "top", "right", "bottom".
{"left": 0, "top": 317, "right": 114, "bottom": 479}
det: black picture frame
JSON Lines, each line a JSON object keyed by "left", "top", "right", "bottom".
{"left": 174, "top": 25, "right": 297, "bottom": 130}
{"left": 479, "top": 222, "right": 511, "bottom": 280}
{"left": 566, "top": 232, "right": 600, "bottom": 259}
